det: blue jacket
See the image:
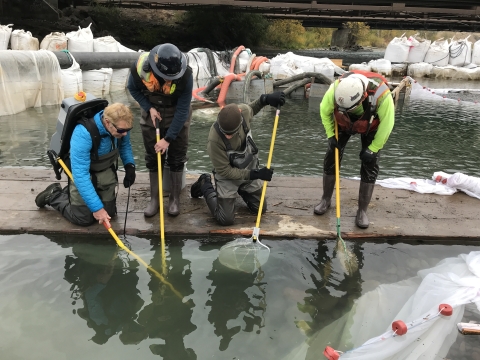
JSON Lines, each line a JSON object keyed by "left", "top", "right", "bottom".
{"left": 71, "top": 111, "right": 135, "bottom": 212}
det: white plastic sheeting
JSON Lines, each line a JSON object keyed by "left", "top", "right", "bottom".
{"left": 82, "top": 68, "right": 113, "bottom": 98}
{"left": 449, "top": 37, "right": 472, "bottom": 67}
{"left": 0, "top": 50, "right": 63, "bottom": 116}
{"left": 407, "top": 35, "right": 431, "bottom": 63}
{"left": 384, "top": 34, "right": 411, "bottom": 63}
{"left": 66, "top": 24, "right": 94, "bottom": 52}
{"left": 424, "top": 39, "right": 450, "bottom": 66}
{"left": 10, "top": 30, "right": 39, "bottom": 50}
{"left": 286, "top": 251, "right": 480, "bottom": 360}
{"left": 40, "top": 32, "right": 68, "bottom": 51}
{"left": 61, "top": 54, "right": 82, "bottom": 98}
{"left": 0, "top": 24, "right": 13, "bottom": 50}
{"left": 269, "top": 52, "right": 343, "bottom": 80}
{"left": 433, "top": 171, "right": 480, "bottom": 200}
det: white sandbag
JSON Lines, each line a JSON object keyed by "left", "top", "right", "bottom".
{"left": 407, "top": 62, "right": 433, "bottom": 78}
{"left": 82, "top": 68, "right": 112, "bottom": 97}
{"left": 66, "top": 24, "right": 94, "bottom": 52}
{"left": 270, "top": 63, "right": 302, "bottom": 80}
{"left": 314, "top": 62, "right": 335, "bottom": 81}
{"left": 431, "top": 65, "right": 458, "bottom": 79}
{"left": 40, "top": 32, "right": 68, "bottom": 51}
{"left": 453, "top": 67, "right": 480, "bottom": 80}
{"left": 369, "top": 59, "right": 391, "bottom": 76}
{"left": 61, "top": 54, "right": 83, "bottom": 98}
{"left": 0, "top": 50, "right": 63, "bottom": 116}
{"left": 391, "top": 63, "right": 408, "bottom": 76}
{"left": 237, "top": 49, "right": 251, "bottom": 73}
{"left": 212, "top": 52, "right": 231, "bottom": 77}
{"left": 0, "top": 24, "right": 13, "bottom": 50}
{"left": 449, "top": 37, "right": 472, "bottom": 67}
{"left": 384, "top": 34, "right": 411, "bottom": 63}
{"left": 116, "top": 41, "right": 136, "bottom": 53}
{"left": 11, "top": 30, "right": 39, "bottom": 50}
{"left": 407, "top": 35, "right": 431, "bottom": 63}
{"left": 110, "top": 69, "right": 129, "bottom": 92}
{"left": 424, "top": 39, "right": 450, "bottom": 66}
{"left": 349, "top": 62, "right": 371, "bottom": 72}
{"left": 472, "top": 40, "right": 480, "bottom": 65}
{"left": 258, "top": 61, "right": 270, "bottom": 75}
{"left": 93, "top": 35, "right": 118, "bottom": 52}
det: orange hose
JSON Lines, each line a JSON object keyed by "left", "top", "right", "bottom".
{"left": 217, "top": 73, "right": 243, "bottom": 107}
{"left": 192, "top": 86, "right": 208, "bottom": 102}
{"left": 229, "top": 45, "right": 245, "bottom": 74}
{"left": 253, "top": 56, "right": 268, "bottom": 70}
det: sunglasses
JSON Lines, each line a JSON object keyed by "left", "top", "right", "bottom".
{"left": 108, "top": 120, "right": 133, "bottom": 134}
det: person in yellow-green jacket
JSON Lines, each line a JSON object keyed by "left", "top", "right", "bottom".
{"left": 314, "top": 70, "right": 395, "bottom": 229}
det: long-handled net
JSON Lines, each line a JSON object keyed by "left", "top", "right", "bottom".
{"left": 218, "top": 105, "right": 282, "bottom": 273}
{"left": 333, "top": 120, "right": 359, "bottom": 275}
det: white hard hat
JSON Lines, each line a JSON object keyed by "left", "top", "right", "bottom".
{"left": 334, "top": 74, "right": 369, "bottom": 111}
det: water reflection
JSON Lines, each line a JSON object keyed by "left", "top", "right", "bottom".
{"left": 64, "top": 243, "right": 145, "bottom": 345}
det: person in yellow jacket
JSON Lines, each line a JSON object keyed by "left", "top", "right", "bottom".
{"left": 314, "top": 71, "right": 395, "bottom": 228}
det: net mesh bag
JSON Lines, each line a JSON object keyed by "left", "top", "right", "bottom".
{"left": 218, "top": 238, "right": 269, "bottom": 273}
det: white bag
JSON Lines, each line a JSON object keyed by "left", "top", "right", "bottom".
{"left": 93, "top": 36, "right": 118, "bottom": 52}
{"left": 407, "top": 62, "right": 433, "bottom": 78}
{"left": 425, "top": 39, "right": 450, "bottom": 66}
{"left": 349, "top": 62, "right": 371, "bottom": 72}
{"left": 40, "top": 32, "right": 68, "bottom": 51}
{"left": 369, "top": 59, "right": 391, "bottom": 76}
{"left": 384, "top": 34, "right": 411, "bottom": 63}
{"left": 314, "top": 62, "right": 335, "bottom": 81}
{"left": 82, "top": 68, "right": 113, "bottom": 97}
{"left": 0, "top": 24, "right": 13, "bottom": 50}
{"left": 407, "top": 34, "right": 431, "bottom": 63}
{"left": 391, "top": 63, "right": 408, "bottom": 76}
{"left": 66, "top": 24, "right": 94, "bottom": 52}
{"left": 10, "top": 29, "right": 39, "bottom": 50}
{"left": 472, "top": 40, "right": 480, "bottom": 65}
{"left": 449, "top": 37, "right": 472, "bottom": 67}
{"left": 61, "top": 54, "right": 83, "bottom": 98}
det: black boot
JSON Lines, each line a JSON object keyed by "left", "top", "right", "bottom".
{"left": 144, "top": 172, "right": 159, "bottom": 218}
{"left": 356, "top": 182, "right": 375, "bottom": 229}
{"left": 190, "top": 173, "right": 212, "bottom": 198}
{"left": 168, "top": 171, "right": 183, "bottom": 216}
{"left": 314, "top": 174, "right": 336, "bottom": 215}
{"left": 35, "top": 183, "right": 62, "bottom": 208}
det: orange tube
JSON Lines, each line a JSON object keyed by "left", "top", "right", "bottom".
{"left": 217, "top": 73, "right": 243, "bottom": 107}
{"left": 253, "top": 56, "right": 268, "bottom": 70}
{"left": 192, "top": 86, "right": 208, "bottom": 102}
{"left": 229, "top": 45, "right": 245, "bottom": 74}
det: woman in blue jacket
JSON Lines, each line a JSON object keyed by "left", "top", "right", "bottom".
{"left": 35, "top": 103, "right": 136, "bottom": 227}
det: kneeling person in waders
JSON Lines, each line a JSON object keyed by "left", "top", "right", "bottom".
{"left": 35, "top": 103, "right": 136, "bottom": 227}
{"left": 127, "top": 43, "right": 193, "bottom": 218}
{"left": 314, "top": 71, "right": 395, "bottom": 228}
{"left": 190, "top": 92, "right": 286, "bottom": 226}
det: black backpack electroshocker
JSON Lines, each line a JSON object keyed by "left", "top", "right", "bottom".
{"left": 47, "top": 98, "right": 108, "bottom": 180}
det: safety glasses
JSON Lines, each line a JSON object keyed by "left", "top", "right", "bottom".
{"left": 109, "top": 121, "right": 133, "bottom": 134}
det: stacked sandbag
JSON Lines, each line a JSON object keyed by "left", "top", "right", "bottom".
{"left": 11, "top": 30, "right": 39, "bottom": 50}
{"left": 93, "top": 35, "right": 118, "bottom": 52}
{"left": 61, "top": 54, "right": 83, "bottom": 98}
{"left": 0, "top": 24, "right": 13, "bottom": 50}
{"left": 391, "top": 63, "right": 408, "bottom": 76}
{"left": 110, "top": 41, "right": 135, "bottom": 93}
{"left": 407, "top": 34, "right": 431, "bottom": 63}
{"left": 66, "top": 24, "right": 94, "bottom": 52}
{"left": 472, "top": 40, "right": 480, "bottom": 65}
{"left": 449, "top": 37, "right": 472, "bottom": 67}
{"left": 424, "top": 39, "right": 449, "bottom": 66}
{"left": 349, "top": 62, "right": 371, "bottom": 72}
{"left": 384, "top": 34, "right": 411, "bottom": 63}
{"left": 369, "top": 59, "right": 392, "bottom": 76}
{"left": 407, "top": 63, "right": 433, "bottom": 78}
{"left": 82, "top": 68, "right": 113, "bottom": 98}
{"left": 40, "top": 32, "right": 68, "bottom": 51}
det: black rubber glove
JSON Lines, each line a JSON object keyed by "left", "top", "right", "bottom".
{"left": 328, "top": 136, "right": 339, "bottom": 150}
{"left": 123, "top": 163, "right": 136, "bottom": 188}
{"left": 250, "top": 167, "right": 274, "bottom": 181}
{"left": 359, "top": 148, "right": 377, "bottom": 163}
{"left": 260, "top": 91, "right": 286, "bottom": 108}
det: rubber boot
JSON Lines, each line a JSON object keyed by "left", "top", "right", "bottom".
{"left": 356, "top": 182, "right": 375, "bottom": 229}
{"left": 144, "top": 172, "right": 159, "bottom": 218}
{"left": 314, "top": 174, "right": 336, "bottom": 215}
{"left": 168, "top": 171, "right": 183, "bottom": 216}
{"left": 35, "top": 183, "right": 62, "bottom": 208}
